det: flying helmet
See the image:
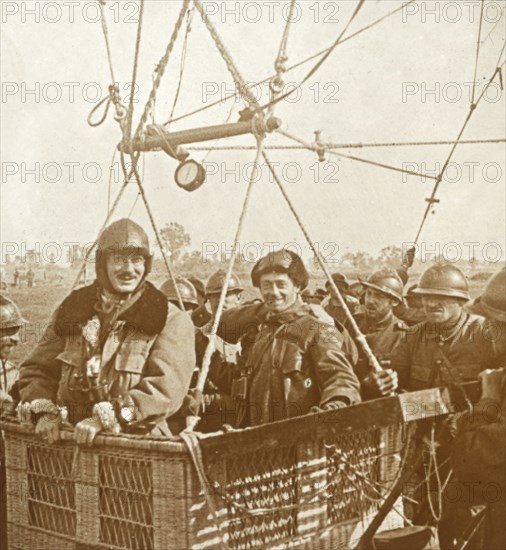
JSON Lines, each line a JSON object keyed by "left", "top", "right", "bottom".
{"left": 251, "top": 249, "right": 309, "bottom": 290}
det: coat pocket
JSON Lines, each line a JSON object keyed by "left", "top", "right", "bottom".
{"left": 410, "top": 363, "right": 433, "bottom": 390}
{"left": 450, "top": 362, "right": 482, "bottom": 383}
{"left": 114, "top": 337, "right": 152, "bottom": 374}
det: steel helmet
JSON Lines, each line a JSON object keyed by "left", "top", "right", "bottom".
{"left": 466, "top": 268, "right": 506, "bottom": 322}
{"left": 0, "top": 294, "right": 28, "bottom": 329}
{"left": 412, "top": 263, "right": 470, "bottom": 301}
{"left": 188, "top": 276, "right": 206, "bottom": 298}
{"left": 159, "top": 277, "right": 198, "bottom": 309}
{"left": 251, "top": 249, "right": 309, "bottom": 290}
{"left": 360, "top": 269, "right": 404, "bottom": 303}
{"left": 206, "top": 269, "right": 243, "bottom": 296}
{"left": 325, "top": 272, "right": 350, "bottom": 291}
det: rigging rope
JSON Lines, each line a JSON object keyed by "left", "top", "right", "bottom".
{"left": 261, "top": 149, "right": 383, "bottom": 373}
{"left": 122, "top": 152, "right": 185, "bottom": 310}
{"left": 98, "top": 0, "right": 117, "bottom": 84}
{"left": 278, "top": 129, "right": 439, "bottom": 182}
{"left": 260, "top": 0, "right": 366, "bottom": 111}
{"left": 471, "top": 0, "right": 485, "bottom": 105}
{"left": 185, "top": 138, "right": 506, "bottom": 151}
{"left": 193, "top": 0, "right": 261, "bottom": 111}
{"left": 125, "top": 0, "right": 145, "bottom": 143}
{"left": 167, "top": 7, "right": 195, "bottom": 125}
{"left": 186, "top": 133, "right": 265, "bottom": 432}
{"left": 269, "top": 0, "right": 297, "bottom": 107}
{"left": 133, "top": 0, "right": 190, "bottom": 141}
{"left": 413, "top": 46, "right": 506, "bottom": 245}
{"left": 164, "top": 0, "right": 417, "bottom": 126}
{"left": 71, "top": 158, "right": 139, "bottom": 290}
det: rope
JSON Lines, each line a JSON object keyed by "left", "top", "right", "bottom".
{"left": 71, "top": 154, "right": 141, "bottom": 290}
{"left": 164, "top": 0, "right": 417, "bottom": 126}
{"left": 425, "top": 424, "right": 443, "bottom": 522}
{"left": 122, "top": 152, "right": 185, "bottom": 309}
{"left": 471, "top": 0, "right": 485, "bottom": 105}
{"left": 261, "top": 149, "right": 382, "bottom": 373}
{"left": 193, "top": 0, "right": 261, "bottom": 111}
{"left": 186, "top": 133, "right": 265, "bottom": 432}
{"left": 125, "top": 0, "right": 145, "bottom": 144}
{"left": 180, "top": 431, "right": 230, "bottom": 548}
{"left": 133, "top": 0, "right": 190, "bottom": 141}
{"left": 185, "top": 138, "right": 506, "bottom": 152}
{"left": 413, "top": 47, "right": 506, "bottom": 245}
{"left": 98, "top": 0, "right": 116, "bottom": 84}
{"left": 167, "top": 7, "right": 195, "bottom": 125}
{"left": 260, "top": 0, "right": 366, "bottom": 111}
{"left": 278, "top": 129, "right": 439, "bottom": 182}
{"left": 269, "top": 0, "right": 296, "bottom": 107}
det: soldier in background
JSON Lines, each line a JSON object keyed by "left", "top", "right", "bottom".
{"left": 322, "top": 272, "right": 360, "bottom": 325}
{"left": 188, "top": 276, "right": 212, "bottom": 328}
{"left": 352, "top": 269, "right": 406, "bottom": 394}
{"left": 195, "top": 269, "right": 244, "bottom": 431}
{"left": 1, "top": 295, "right": 27, "bottom": 550}
{"left": 159, "top": 276, "right": 199, "bottom": 313}
{"left": 26, "top": 268, "right": 34, "bottom": 288}
{"left": 395, "top": 283, "right": 426, "bottom": 327}
{"left": 451, "top": 267, "right": 505, "bottom": 550}
{"left": 367, "top": 264, "right": 501, "bottom": 547}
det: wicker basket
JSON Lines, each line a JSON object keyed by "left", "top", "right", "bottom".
{"left": 1, "top": 390, "right": 449, "bottom": 550}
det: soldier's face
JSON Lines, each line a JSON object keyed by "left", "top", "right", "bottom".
{"left": 0, "top": 327, "right": 20, "bottom": 360}
{"left": 365, "top": 288, "right": 395, "bottom": 320}
{"left": 422, "top": 295, "right": 463, "bottom": 324}
{"left": 106, "top": 251, "right": 146, "bottom": 294}
{"left": 259, "top": 273, "right": 299, "bottom": 313}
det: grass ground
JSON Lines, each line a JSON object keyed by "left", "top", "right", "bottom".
{"left": 5, "top": 267, "right": 492, "bottom": 365}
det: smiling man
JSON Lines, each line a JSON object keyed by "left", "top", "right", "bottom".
{"left": 210, "top": 249, "right": 361, "bottom": 427}
{"left": 17, "top": 219, "right": 195, "bottom": 445}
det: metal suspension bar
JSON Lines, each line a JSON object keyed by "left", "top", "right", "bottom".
{"left": 121, "top": 116, "right": 280, "bottom": 152}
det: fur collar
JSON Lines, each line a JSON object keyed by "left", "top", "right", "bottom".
{"left": 56, "top": 281, "right": 168, "bottom": 335}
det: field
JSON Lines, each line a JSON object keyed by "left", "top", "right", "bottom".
{"left": 4, "top": 264, "right": 496, "bottom": 367}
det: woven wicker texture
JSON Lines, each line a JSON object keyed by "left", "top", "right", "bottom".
{"left": 3, "top": 390, "right": 440, "bottom": 550}
{"left": 26, "top": 441, "right": 77, "bottom": 537}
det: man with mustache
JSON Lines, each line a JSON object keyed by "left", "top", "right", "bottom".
{"left": 17, "top": 219, "right": 196, "bottom": 445}
{"left": 209, "top": 249, "right": 361, "bottom": 427}
{"left": 368, "top": 263, "right": 499, "bottom": 396}
{"left": 350, "top": 269, "right": 406, "bottom": 396}
{"left": 452, "top": 267, "right": 505, "bottom": 550}
{"left": 367, "top": 263, "right": 501, "bottom": 548}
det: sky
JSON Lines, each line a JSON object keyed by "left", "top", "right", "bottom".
{"left": 1, "top": 0, "right": 505, "bottom": 265}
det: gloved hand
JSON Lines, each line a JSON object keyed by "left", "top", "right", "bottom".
{"left": 93, "top": 401, "right": 121, "bottom": 434}
{"left": 363, "top": 369, "right": 398, "bottom": 396}
{"left": 35, "top": 412, "right": 62, "bottom": 444}
{"left": 17, "top": 398, "right": 59, "bottom": 424}
{"left": 309, "top": 400, "right": 347, "bottom": 415}
{"left": 74, "top": 417, "right": 103, "bottom": 446}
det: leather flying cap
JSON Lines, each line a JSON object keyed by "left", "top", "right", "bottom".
{"left": 251, "top": 249, "right": 309, "bottom": 290}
